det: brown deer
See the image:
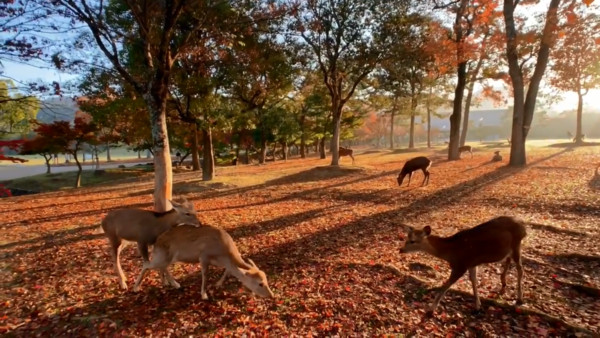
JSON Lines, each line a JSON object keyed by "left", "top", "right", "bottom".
{"left": 101, "top": 199, "right": 199, "bottom": 290}
{"left": 133, "top": 224, "right": 274, "bottom": 300}
{"left": 459, "top": 145, "right": 473, "bottom": 159}
{"left": 397, "top": 156, "right": 431, "bottom": 187}
{"left": 338, "top": 147, "right": 355, "bottom": 165}
{"left": 399, "top": 216, "right": 527, "bottom": 314}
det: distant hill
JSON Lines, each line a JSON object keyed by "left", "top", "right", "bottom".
{"left": 36, "top": 98, "right": 79, "bottom": 123}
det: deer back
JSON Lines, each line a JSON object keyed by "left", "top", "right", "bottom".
{"left": 154, "top": 224, "right": 249, "bottom": 268}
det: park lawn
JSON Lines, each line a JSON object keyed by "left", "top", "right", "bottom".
{"left": 1, "top": 144, "right": 599, "bottom": 336}
{"left": 1, "top": 166, "right": 154, "bottom": 194}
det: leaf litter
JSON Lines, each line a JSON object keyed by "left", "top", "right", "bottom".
{"left": 1, "top": 146, "right": 599, "bottom": 336}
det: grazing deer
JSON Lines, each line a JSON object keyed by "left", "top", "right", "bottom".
{"left": 338, "top": 147, "right": 355, "bottom": 165}
{"left": 133, "top": 224, "right": 274, "bottom": 300}
{"left": 399, "top": 216, "right": 527, "bottom": 314}
{"left": 458, "top": 145, "right": 473, "bottom": 159}
{"left": 101, "top": 199, "right": 199, "bottom": 290}
{"left": 397, "top": 156, "right": 432, "bottom": 187}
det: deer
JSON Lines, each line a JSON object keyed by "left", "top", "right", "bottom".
{"left": 458, "top": 145, "right": 473, "bottom": 159}
{"left": 338, "top": 147, "right": 355, "bottom": 165}
{"left": 397, "top": 156, "right": 431, "bottom": 187}
{"left": 399, "top": 216, "right": 527, "bottom": 315}
{"left": 101, "top": 198, "right": 199, "bottom": 290}
{"left": 491, "top": 150, "right": 502, "bottom": 162}
{"left": 133, "top": 223, "right": 274, "bottom": 300}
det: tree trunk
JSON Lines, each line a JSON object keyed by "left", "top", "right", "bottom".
{"left": 408, "top": 93, "right": 418, "bottom": 149}
{"left": 281, "top": 141, "right": 288, "bottom": 161}
{"left": 145, "top": 93, "right": 173, "bottom": 211}
{"left": 427, "top": 86, "right": 432, "bottom": 148}
{"left": 191, "top": 123, "right": 200, "bottom": 171}
{"left": 259, "top": 136, "right": 268, "bottom": 164}
{"left": 245, "top": 145, "right": 250, "bottom": 164}
{"left": 449, "top": 61, "right": 467, "bottom": 160}
{"left": 318, "top": 137, "right": 326, "bottom": 159}
{"left": 106, "top": 141, "right": 111, "bottom": 161}
{"left": 448, "top": 0, "right": 469, "bottom": 161}
{"left": 202, "top": 125, "right": 214, "bottom": 181}
{"left": 460, "top": 80, "right": 476, "bottom": 147}
{"left": 390, "top": 110, "right": 395, "bottom": 149}
{"left": 138, "top": 150, "right": 141, "bottom": 159}
{"left": 45, "top": 155, "right": 52, "bottom": 174}
{"left": 330, "top": 105, "right": 342, "bottom": 165}
{"left": 575, "top": 91, "right": 584, "bottom": 145}
{"left": 504, "top": 0, "right": 560, "bottom": 166}
{"left": 73, "top": 152, "right": 82, "bottom": 188}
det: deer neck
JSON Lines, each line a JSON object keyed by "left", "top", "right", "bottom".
{"left": 425, "top": 235, "right": 454, "bottom": 263}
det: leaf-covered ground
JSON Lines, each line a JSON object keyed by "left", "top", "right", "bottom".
{"left": 2, "top": 144, "right": 599, "bottom": 337}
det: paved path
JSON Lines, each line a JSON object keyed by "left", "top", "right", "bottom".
{"left": 0, "top": 160, "right": 151, "bottom": 180}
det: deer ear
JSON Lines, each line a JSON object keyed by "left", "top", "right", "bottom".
{"left": 423, "top": 226, "right": 431, "bottom": 236}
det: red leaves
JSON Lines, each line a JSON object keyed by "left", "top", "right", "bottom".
{"left": 1, "top": 147, "right": 599, "bottom": 335}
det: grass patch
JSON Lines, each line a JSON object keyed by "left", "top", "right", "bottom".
{"left": 1, "top": 166, "right": 153, "bottom": 194}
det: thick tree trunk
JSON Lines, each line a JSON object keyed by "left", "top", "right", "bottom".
{"left": 259, "top": 137, "right": 268, "bottom": 164}
{"left": 504, "top": 0, "right": 560, "bottom": 166}
{"left": 449, "top": 61, "right": 467, "bottom": 160}
{"left": 191, "top": 123, "right": 200, "bottom": 171}
{"left": 319, "top": 137, "right": 326, "bottom": 159}
{"left": 145, "top": 93, "right": 173, "bottom": 211}
{"left": 575, "top": 91, "right": 584, "bottom": 145}
{"left": 202, "top": 126, "right": 214, "bottom": 181}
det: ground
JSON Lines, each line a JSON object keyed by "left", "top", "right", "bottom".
{"left": 1, "top": 143, "right": 599, "bottom": 336}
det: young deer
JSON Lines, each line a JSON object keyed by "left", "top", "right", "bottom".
{"left": 133, "top": 224, "right": 274, "bottom": 300}
{"left": 458, "top": 145, "right": 473, "bottom": 159}
{"left": 397, "top": 156, "right": 432, "bottom": 187}
{"left": 101, "top": 199, "right": 199, "bottom": 290}
{"left": 399, "top": 216, "right": 526, "bottom": 314}
{"left": 338, "top": 147, "right": 355, "bottom": 165}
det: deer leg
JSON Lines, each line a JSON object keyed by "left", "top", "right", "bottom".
{"left": 513, "top": 247, "right": 524, "bottom": 305}
{"left": 350, "top": 155, "right": 355, "bottom": 165}
{"left": 429, "top": 268, "right": 466, "bottom": 314}
{"left": 216, "top": 270, "right": 228, "bottom": 287}
{"left": 109, "top": 238, "right": 128, "bottom": 290}
{"left": 468, "top": 267, "right": 481, "bottom": 310}
{"left": 200, "top": 259, "right": 210, "bottom": 300}
{"left": 407, "top": 172, "right": 412, "bottom": 186}
{"left": 163, "top": 268, "right": 180, "bottom": 289}
{"left": 470, "top": 150, "right": 473, "bottom": 159}
{"left": 133, "top": 263, "right": 149, "bottom": 292}
{"left": 499, "top": 257, "right": 511, "bottom": 295}
{"left": 421, "top": 169, "right": 428, "bottom": 186}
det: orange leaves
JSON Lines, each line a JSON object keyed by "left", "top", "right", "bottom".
{"left": 582, "top": 0, "right": 594, "bottom": 6}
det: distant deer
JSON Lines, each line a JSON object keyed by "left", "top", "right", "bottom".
{"left": 399, "top": 216, "right": 527, "bottom": 314}
{"left": 133, "top": 224, "right": 274, "bottom": 300}
{"left": 458, "top": 145, "right": 473, "bottom": 159}
{"left": 101, "top": 199, "right": 199, "bottom": 290}
{"left": 397, "top": 156, "right": 431, "bottom": 187}
{"left": 338, "top": 147, "right": 355, "bottom": 165}
{"left": 491, "top": 150, "right": 502, "bottom": 162}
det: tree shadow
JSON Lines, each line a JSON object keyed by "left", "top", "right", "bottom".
{"left": 264, "top": 166, "right": 365, "bottom": 186}
{"left": 1, "top": 224, "right": 104, "bottom": 258}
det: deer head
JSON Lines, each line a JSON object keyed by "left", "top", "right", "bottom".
{"left": 240, "top": 259, "right": 274, "bottom": 298}
{"left": 399, "top": 225, "right": 432, "bottom": 253}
